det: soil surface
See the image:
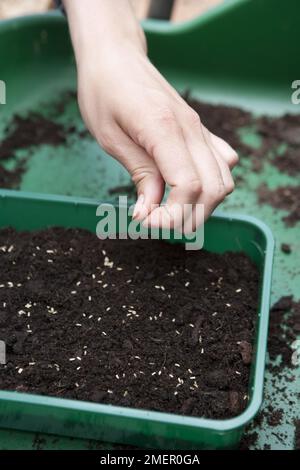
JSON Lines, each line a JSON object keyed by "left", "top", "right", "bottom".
{"left": 257, "top": 185, "right": 300, "bottom": 227}
{"left": 0, "top": 227, "right": 259, "bottom": 419}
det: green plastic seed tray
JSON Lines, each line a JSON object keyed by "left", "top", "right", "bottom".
{"left": 0, "top": 190, "right": 274, "bottom": 449}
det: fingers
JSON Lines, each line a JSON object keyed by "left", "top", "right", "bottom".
{"left": 98, "top": 123, "right": 165, "bottom": 220}
{"left": 181, "top": 109, "right": 237, "bottom": 232}
{"left": 133, "top": 108, "right": 202, "bottom": 230}
{"left": 209, "top": 132, "right": 239, "bottom": 169}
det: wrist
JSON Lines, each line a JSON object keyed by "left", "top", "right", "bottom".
{"left": 63, "top": 0, "right": 146, "bottom": 64}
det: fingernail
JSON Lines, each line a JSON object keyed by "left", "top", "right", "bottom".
{"left": 132, "top": 194, "right": 145, "bottom": 220}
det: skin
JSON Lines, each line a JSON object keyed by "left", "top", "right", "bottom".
{"left": 63, "top": 0, "right": 238, "bottom": 232}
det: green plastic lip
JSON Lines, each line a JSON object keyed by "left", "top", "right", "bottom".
{"left": 0, "top": 189, "right": 274, "bottom": 435}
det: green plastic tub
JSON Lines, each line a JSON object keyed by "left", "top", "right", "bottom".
{"left": 0, "top": 190, "right": 274, "bottom": 449}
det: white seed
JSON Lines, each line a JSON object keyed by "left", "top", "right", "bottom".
{"left": 18, "top": 368, "right": 23, "bottom": 374}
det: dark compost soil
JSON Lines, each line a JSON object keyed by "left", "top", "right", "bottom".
{"left": 0, "top": 227, "right": 259, "bottom": 419}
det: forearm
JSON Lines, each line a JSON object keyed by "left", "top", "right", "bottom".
{"left": 62, "top": 0, "right": 146, "bottom": 67}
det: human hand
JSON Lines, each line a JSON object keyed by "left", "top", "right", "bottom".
{"left": 64, "top": 0, "right": 238, "bottom": 231}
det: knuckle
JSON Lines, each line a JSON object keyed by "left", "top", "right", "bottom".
{"left": 187, "top": 178, "right": 203, "bottom": 197}
{"left": 156, "top": 107, "right": 177, "bottom": 128}
{"left": 229, "top": 151, "right": 239, "bottom": 167}
{"left": 185, "top": 107, "right": 201, "bottom": 128}
{"left": 225, "top": 179, "right": 235, "bottom": 194}
{"left": 205, "top": 184, "right": 225, "bottom": 204}
{"left": 177, "top": 178, "right": 202, "bottom": 198}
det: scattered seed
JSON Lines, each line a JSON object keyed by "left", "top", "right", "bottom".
{"left": 18, "top": 368, "right": 23, "bottom": 374}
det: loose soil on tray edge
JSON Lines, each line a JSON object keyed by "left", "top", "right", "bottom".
{"left": 0, "top": 227, "right": 259, "bottom": 420}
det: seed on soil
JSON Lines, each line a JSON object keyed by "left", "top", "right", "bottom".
{"left": 0, "top": 227, "right": 259, "bottom": 420}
